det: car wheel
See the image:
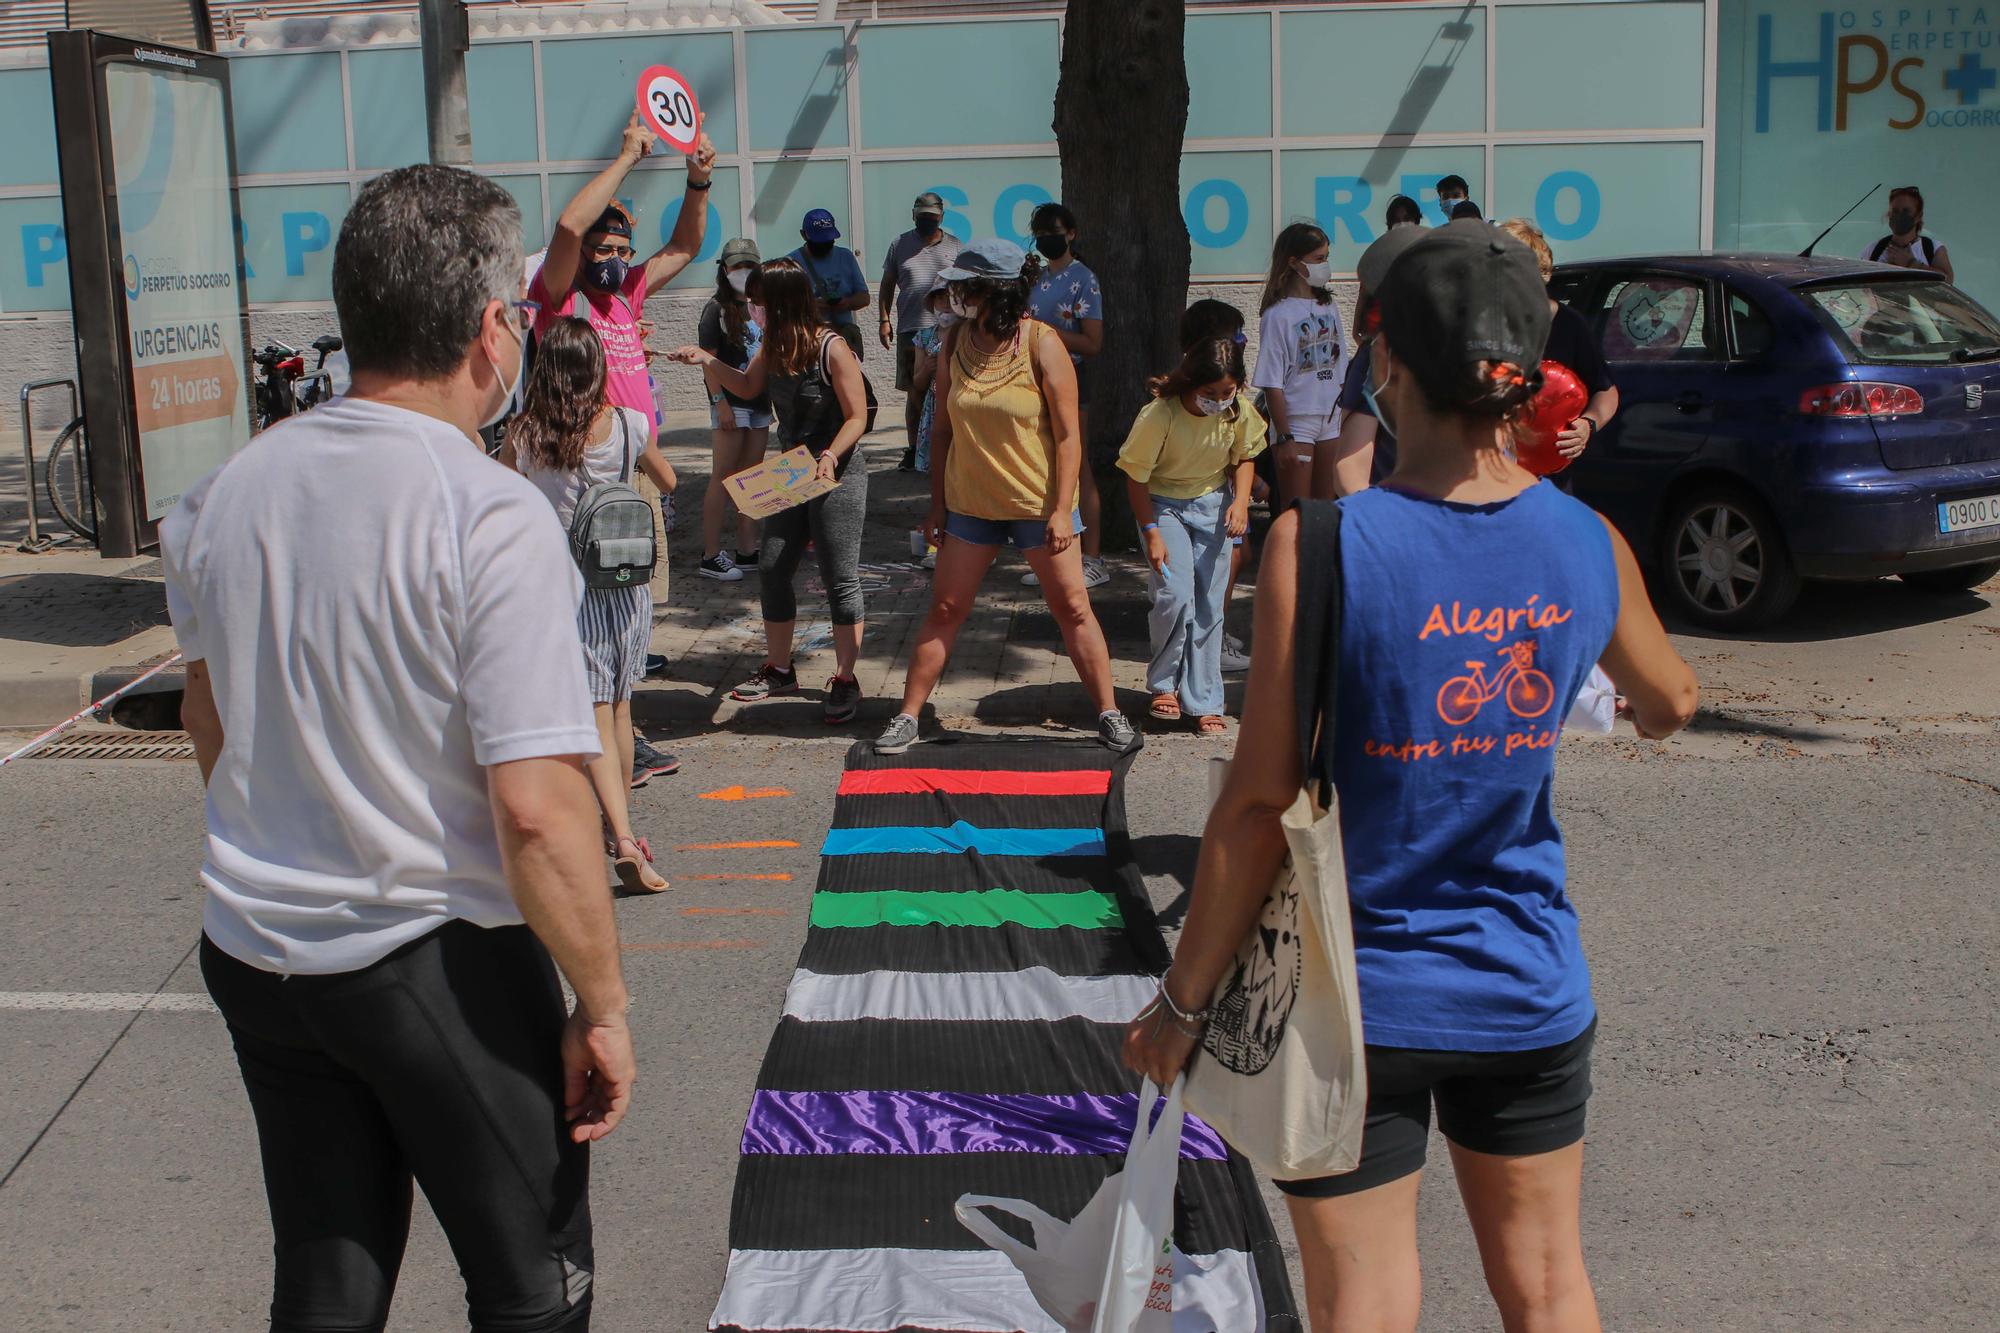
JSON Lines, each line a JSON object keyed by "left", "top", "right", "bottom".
{"left": 1898, "top": 559, "right": 2000, "bottom": 594}
{"left": 1659, "top": 487, "right": 1802, "bottom": 630}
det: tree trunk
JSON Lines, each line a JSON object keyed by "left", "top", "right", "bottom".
{"left": 1053, "top": 0, "right": 1188, "bottom": 550}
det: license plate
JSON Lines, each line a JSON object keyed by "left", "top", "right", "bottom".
{"left": 1938, "top": 493, "right": 2000, "bottom": 534}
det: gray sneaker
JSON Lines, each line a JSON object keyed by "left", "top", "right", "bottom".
{"left": 824, "top": 674, "right": 862, "bottom": 725}
{"left": 874, "top": 713, "right": 921, "bottom": 754}
{"left": 1097, "top": 711, "right": 1141, "bottom": 753}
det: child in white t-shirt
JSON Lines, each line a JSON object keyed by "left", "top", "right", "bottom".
{"left": 1252, "top": 222, "right": 1348, "bottom": 511}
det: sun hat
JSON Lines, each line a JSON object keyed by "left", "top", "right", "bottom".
{"left": 937, "top": 237, "right": 1028, "bottom": 282}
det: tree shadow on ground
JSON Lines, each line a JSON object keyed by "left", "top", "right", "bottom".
{"left": 1130, "top": 833, "right": 1201, "bottom": 927}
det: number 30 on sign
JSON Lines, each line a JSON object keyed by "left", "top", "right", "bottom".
{"left": 636, "top": 65, "right": 701, "bottom": 154}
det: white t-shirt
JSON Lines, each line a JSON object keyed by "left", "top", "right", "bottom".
{"left": 1860, "top": 233, "right": 1947, "bottom": 265}
{"left": 160, "top": 396, "right": 601, "bottom": 977}
{"left": 1252, "top": 296, "right": 1349, "bottom": 436}
{"left": 514, "top": 405, "right": 651, "bottom": 529}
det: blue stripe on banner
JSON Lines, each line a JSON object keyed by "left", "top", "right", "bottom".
{"left": 820, "top": 821, "right": 1106, "bottom": 857}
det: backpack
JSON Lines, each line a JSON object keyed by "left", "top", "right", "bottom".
{"left": 567, "top": 412, "right": 657, "bottom": 589}
{"left": 802, "top": 332, "right": 879, "bottom": 442}
{"left": 1869, "top": 234, "right": 1936, "bottom": 266}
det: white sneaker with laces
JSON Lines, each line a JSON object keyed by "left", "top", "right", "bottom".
{"left": 1080, "top": 558, "right": 1111, "bottom": 590}
{"left": 1220, "top": 634, "right": 1251, "bottom": 673}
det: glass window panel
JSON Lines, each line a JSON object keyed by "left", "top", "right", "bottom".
{"left": 490, "top": 174, "right": 546, "bottom": 256}
{"left": 467, "top": 44, "right": 541, "bottom": 165}
{"left": 1280, "top": 7, "right": 1485, "bottom": 138}
{"left": 747, "top": 27, "right": 850, "bottom": 152}
{"left": 0, "top": 197, "right": 70, "bottom": 313}
{"left": 857, "top": 21, "right": 1058, "bottom": 148}
{"left": 1182, "top": 151, "right": 1272, "bottom": 279}
{"left": 238, "top": 183, "right": 350, "bottom": 304}
{"left": 1497, "top": 3, "right": 1705, "bottom": 132}
{"left": 752, "top": 159, "right": 851, "bottom": 248}
{"left": 539, "top": 33, "right": 735, "bottom": 162}
{"left": 545, "top": 165, "right": 740, "bottom": 292}
{"left": 228, "top": 53, "right": 346, "bottom": 175}
{"left": 1280, "top": 147, "right": 1486, "bottom": 272}
{"left": 0, "top": 69, "right": 58, "bottom": 187}
{"left": 1187, "top": 13, "right": 1271, "bottom": 139}
{"left": 1597, "top": 275, "right": 1716, "bottom": 361}
{"left": 861, "top": 157, "right": 1059, "bottom": 263}
{"left": 1492, "top": 143, "right": 1703, "bottom": 262}
{"left": 349, "top": 49, "right": 423, "bottom": 170}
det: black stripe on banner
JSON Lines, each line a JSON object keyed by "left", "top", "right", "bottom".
{"left": 832, "top": 790, "right": 1112, "bottom": 832}
{"left": 815, "top": 852, "right": 1118, "bottom": 896}
{"left": 755, "top": 1017, "right": 1135, "bottom": 1095}
{"left": 797, "top": 922, "right": 1153, "bottom": 980}
{"left": 839, "top": 737, "right": 1122, "bottom": 775}
{"left": 728, "top": 1153, "right": 1258, "bottom": 1256}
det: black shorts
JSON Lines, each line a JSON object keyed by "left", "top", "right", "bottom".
{"left": 1277, "top": 1018, "right": 1596, "bottom": 1198}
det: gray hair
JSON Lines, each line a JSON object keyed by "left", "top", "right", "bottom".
{"left": 332, "top": 164, "right": 523, "bottom": 381}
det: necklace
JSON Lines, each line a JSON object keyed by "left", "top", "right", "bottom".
{"left": 955, "top": 326, "right": 1020, "bottom": 386}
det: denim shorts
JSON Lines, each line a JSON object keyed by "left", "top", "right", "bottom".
{"left": 944, "top": 510, "right": 1087, "bottom": 550}
{"left": 712, "top": 397, "right": 773, "bottom": 431}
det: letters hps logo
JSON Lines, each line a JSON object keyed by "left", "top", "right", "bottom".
{"left": 123, "top": 254, "right": 141, "bottom": 301}
{"left": 1756, "top": 10, "right": 1999, "bottom": 133}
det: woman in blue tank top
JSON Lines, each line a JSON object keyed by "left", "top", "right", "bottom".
{"left": 1125, "top": 220, "right": 1699, "bottom": 1332}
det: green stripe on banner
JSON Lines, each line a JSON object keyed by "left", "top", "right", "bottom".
{"left": 810, "top": 889, "right": 1122, "bottom": 931}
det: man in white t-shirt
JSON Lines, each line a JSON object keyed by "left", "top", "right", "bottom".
{"left": 164, "top": 164, "right": 632, "bottom": 1331}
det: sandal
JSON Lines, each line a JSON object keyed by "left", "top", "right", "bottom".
{"left": 1148, "top": 692, "right": 1182, "bottom": 721}
{"left": 613, "top": 835, "right": 669, "bottom": 894}
{"left": 1195, "top": 715, "right": 1228, "bottom": 737}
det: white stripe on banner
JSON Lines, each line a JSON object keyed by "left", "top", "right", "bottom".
{"left": 781, "top": 968, "right": 1157, "bottom": 1025}
{"left": 709, "top": 1246, "right": 1266, "bottom": 1332}
{"left": 0, "top": 992, "right": 216, "bottom": 1013}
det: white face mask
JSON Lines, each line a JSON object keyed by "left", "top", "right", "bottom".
{"left": 1299, "top": 259, "right": 1332, "bottom": 288}
{"left": 1194, "top": 392, "right": 1235, "bottom": 418}
{"left": 727, "top": 267, "right": 752, "bottom": 294}
{"left": 481, "top": 314, "right": 526, "bottom": 431}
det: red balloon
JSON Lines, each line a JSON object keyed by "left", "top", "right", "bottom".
{"left": 1516, "top": 360, "right": 1589, "bottom": 477}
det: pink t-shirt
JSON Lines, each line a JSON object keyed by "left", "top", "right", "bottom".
{"left": 529, "top": 265, "right": 656, "bottom": 421}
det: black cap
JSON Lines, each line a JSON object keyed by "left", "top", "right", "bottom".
{"left": 1449, "top": 199, "right": 1484, "bottom": 221}
{"left": 1378, "top": 219, "right": 1550, "bottom": 395}
{"left": 589, "top": 204, "right": 633, "bottom": 239}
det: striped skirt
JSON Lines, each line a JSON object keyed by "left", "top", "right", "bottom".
{"left": 579, "top": 584, "right": 652, "bottom": 704}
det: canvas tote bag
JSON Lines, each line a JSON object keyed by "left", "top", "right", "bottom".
{"left": 1185, "top": 499, "right": 1367, "bottom": 1181}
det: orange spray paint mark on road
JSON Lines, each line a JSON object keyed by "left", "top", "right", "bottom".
{"left": 620, "top": 939, "right": 760, "bottom": 952}
{"left": 698, "top": 785, "right": 793, "bottom": 801}
{"left": 682, "top": 907, "right": 790, "bottom": 918}
{"left": 676, "top": 839, "right": 801, "bottom": 851}
{"left": 684, "top": 872, "right": 792, "bottom": 882}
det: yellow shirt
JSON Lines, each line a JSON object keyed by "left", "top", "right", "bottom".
{"left": 1115, "top": 392, "right": 1268, "bottom": 500}
{"left": 944, "top": 322, "right": 1061, "bottom": 521}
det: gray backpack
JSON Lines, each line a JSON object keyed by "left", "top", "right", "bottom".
{"left": 567, "top": 413, "right": 656, "bottom": 589}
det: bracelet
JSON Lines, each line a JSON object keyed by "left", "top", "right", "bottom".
{"left": 1158, "top": 973, "right": 1213, "bottom": 1027}
{"left": 686, "top": 178, "right": 712, "bottom": 192}
{"left": 1142, "top": 522, "right": 1159, "bottom": 532}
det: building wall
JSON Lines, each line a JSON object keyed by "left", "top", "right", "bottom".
{"left": 1, "top": 2, "right": 1709, "bottom": 424}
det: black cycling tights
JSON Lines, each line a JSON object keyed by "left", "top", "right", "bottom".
{"left": 201, "top": 923, "right": 592, "bottom": 1333}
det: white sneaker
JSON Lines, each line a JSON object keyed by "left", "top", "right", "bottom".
{"left": 1020, "top": 569, "right": 1041, "bottom": 587}
{"left": 1080, "top": 558, "right": 1111, "bottom": 590}
{"left": 1220, "top": 634, "right": 1251, "bottom": 673}
{"left": 697, "top": 553, "right": 744, "bottom": 582}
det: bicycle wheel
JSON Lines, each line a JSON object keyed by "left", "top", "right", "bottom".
{"left": 45, "top": 417, "right": 97, "bottom": 542}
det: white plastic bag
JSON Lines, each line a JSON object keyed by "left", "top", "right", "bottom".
{"left": 1094, "top": 1078, "right": 1185, "bottom": 1331}
{"left": 954, "top": 1078, "right": 1186, "bottom": 1333}
{"left": 1564, "top": 665, "right": 1618, "bottom": 734}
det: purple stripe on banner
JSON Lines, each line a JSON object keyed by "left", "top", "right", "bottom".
{"left": 741, "top": 1089, "right": 1229, "bottom": 1160}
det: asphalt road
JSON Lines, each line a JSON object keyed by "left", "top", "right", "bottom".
{"left": 2, "top": 575, "right": 1996, "bottom": 1331}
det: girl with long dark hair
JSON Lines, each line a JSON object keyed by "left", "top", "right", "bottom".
{"left": 1124, "top": 223, "right": 1699, "bottom": 1331}
{"left": 695, "top": 238, "right": 771, "bottom": 581}
{"left": 507, "top": 316, "right": 678, "bottom": 893}
{"left": 669, "top": 258, "right": 871, "bottom": 724}
{"left": 1118, "top": 335, "right": 1267, "bottom": 736}
{"left": 874, "top": 238, "right": 1135, "bottom": 755}
{"left": 1252, "top": 221, "right": 1348, "bottom": 513}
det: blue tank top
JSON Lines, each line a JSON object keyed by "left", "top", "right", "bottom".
{"left": 1331, "top": 482, "right": 1619, "bottom": 1052}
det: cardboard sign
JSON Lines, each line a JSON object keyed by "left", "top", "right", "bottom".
{"left": 725, "top": 446, "right": 837, "bottom": 520}
{"left": 636, "top": 64, "right": 702, "bottom": 155}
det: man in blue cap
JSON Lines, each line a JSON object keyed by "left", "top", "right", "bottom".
{"left": 789, "top": 208, "right": 871, "bottom": 360}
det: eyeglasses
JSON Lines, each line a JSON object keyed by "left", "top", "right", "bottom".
{"left": 506, "top": 299, "right": 540, "bottom": 333}
{"left": 589, "top": 241, "right": 636, "bottom": 261}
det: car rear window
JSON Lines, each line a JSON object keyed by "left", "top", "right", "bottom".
{"left": 1802, "top": 279, "right": 2000, "bottom": 364}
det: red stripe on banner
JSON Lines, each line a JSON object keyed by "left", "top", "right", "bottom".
{"left": 839, "top": 769, "right": 1112, "bottom": 797}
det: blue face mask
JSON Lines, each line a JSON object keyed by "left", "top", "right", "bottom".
{"left": 584, "top": 255, "right": 629, "bottom": 292}
{"left": 1362, "top": 351, "right": 1396, "bottom": 436}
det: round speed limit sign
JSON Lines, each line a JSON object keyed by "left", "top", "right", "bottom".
{"left": 636, "top": 65, "right": 701, "bottom": 154}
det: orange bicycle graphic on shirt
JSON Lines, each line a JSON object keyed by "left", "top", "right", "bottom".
{"left": 1436, "top": 639, "right": 1556, "bottom": 726}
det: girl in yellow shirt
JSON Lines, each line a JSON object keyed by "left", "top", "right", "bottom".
{"left": 1117, "top": 336, "right": 1267, "bottom": 735}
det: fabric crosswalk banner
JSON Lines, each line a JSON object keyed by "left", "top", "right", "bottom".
{"left": 710, "top": 738, "right": 1300, "bottom": 1332}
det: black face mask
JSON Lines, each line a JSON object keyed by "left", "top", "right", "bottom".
{"left": 1890, "top": 209, "right": 1918, "bottom": 235}
{"left": 1034, "top": 233, "right": 1070, "bottom": 261}
{"left": 914, "top": 215, "right": 940, "bottom": 237}
{"left": 805, "top": 239, "right": 835, "bottom": 258}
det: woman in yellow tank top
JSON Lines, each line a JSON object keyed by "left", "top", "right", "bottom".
{"left": 875, "top": 239, "right": 1135, "bottom": 755}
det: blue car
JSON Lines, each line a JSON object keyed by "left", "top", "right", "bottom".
{"left": 1549, "top": 254, "right": 2000, "bottom": 629}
